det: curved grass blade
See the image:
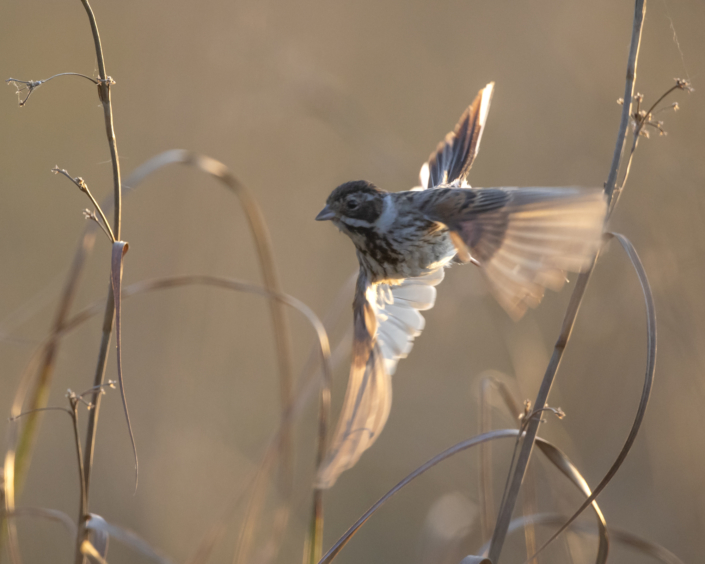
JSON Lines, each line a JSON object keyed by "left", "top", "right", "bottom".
{"left": 188, "top": 331, "right": 353, "bottom": 564}
{"left": 123, "top": 150, "right": 295, "bottom": 436}
{"left": 525, "top": 232, "right": 655, "bottom": 562}
{"left": 477, "top": 373, "right": 608, "bottom": 562}
{"left": 5, "top": 149, "right": 297, "bottom": 563}
{"left": 5, "top": 275, "right": 332, "bottom": 459}
{"left": 3, "top": 506, "right": 77, "bottom": 539}
{"left": 124, "top": 277, "right": 332, "bottom": 564}
{"left": 534, "top": 439, "right": 608, "bottom": 563}
{"left": 478, "top": 376, "right": 497, "bottom": 543}
{"left": 4, "top": 273, "right": 329, "bottom": 564}
{"left": 487, "top": 1, "right": 647, "bottom": 560}
{"left": 117, "top": 275, "right": 333, "bottom": 564}
{"left": 109, "top": 242, "right": 137, "bottom": 490}
{"left": 169, "top": 279, "right": 346, "bottom": 564}
{"left": 318, "top": 429, "right": 521, "bottom": 564}
{"left": 4, "top": 274, "right": 334, "bottom": 564}
{"left": 85, "top": 514, "right": 175, "bottom": 564}
{"left": 483, "top": 513, "right": 683, "bottom": 564}
{"left": 124, "top": 150, "right": 296, "bottom": 564}
{"left": 301, "top": 277, "right": 355, "bottom": 564}
{"left": 477, "top": 373, "right": 521, "bottom": 543}
{"left": 312, "top": 406, "right": 609, "bottom": 564}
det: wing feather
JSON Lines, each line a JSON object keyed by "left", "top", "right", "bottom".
{"left": 420, "top": 83, "right": 494, "bottom": 189}
{"left": 315, "top": 269, "right": 444, "bottom": 488}
{"left": 421, "top": 187, "right": 606, "bottom": 320}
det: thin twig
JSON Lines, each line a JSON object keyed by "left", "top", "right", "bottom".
{"left": 5, "top": 399, "right": 87, "bottom": 554}
{"left": 487, "top": 1, "right": 646, "bottom": 562}
{"left": 6, "top": 73, "right": 107, "bottom": 106}
{"left": 77, "top": 381, "right": 116, "bottom": 403}
{"left": 611, "top": 78, "right": 692, "bottom": 213}
{"left": 3, "top": 507, "right": 78, "bottom": 539}
{"left": 66, "top": 396, "right": 88, "bottom": 522}
{"left": 109, "top": 242, "right": 138, "bottom": 491}
{"left": 603, "top": 0, "right": 647, "bottom": 209}
{"left": 82, "top": 209, "right": 113, "bottom": 241}
{"left": 74, "top": 2, "right": 123, "bottom": 563}
{"left": 9, "top": 406, "right": 73, "bottom": 421}
{"left": 51, "top": 167, "right": 116, "bottom": 242}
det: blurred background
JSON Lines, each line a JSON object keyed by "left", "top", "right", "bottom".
{"left": 1, "top": 1, "right": 704, "bottom": 563}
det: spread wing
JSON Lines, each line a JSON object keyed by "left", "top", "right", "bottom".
{"left": 420, "top": 82, "right": 494, "bottom": 189}
{"left": 420, "top": 187, "right": 607, "bottom": 320}
{"left": 315, "top": 268, "right": 444, "bottom": 488}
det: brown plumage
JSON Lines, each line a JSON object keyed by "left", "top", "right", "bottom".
{"left": 314, "top": 83, "right": 607, "bottom": 487}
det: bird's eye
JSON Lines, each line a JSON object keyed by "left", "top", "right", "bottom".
{"left": 347, "top": 199, "right": 359, "bottom": 210}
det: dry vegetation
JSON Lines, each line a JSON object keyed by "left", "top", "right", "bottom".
{"left": 0, "top": 1, "right": 701, "bottom": 563}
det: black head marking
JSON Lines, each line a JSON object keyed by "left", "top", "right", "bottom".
{"left": 327, "top": 180, "right": 381, "bottom": 204}
{"left": 326, "top": 180, "right": 385, "bottom": 223}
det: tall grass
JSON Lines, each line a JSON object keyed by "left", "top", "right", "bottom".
{"left": 0, "top": 1, "right": 692, "bottom": 563}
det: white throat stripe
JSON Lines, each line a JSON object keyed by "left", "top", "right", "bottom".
{"left": 341, "top": 217, "right": 374, "bottom": 228}
{"left": 376, "top": 194, "right": 396, "bottom": 232}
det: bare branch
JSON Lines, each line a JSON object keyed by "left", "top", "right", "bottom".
{"left": 5, "top": 73, "right": 110, "bottom": 106}
{"left": 82, "top": 210, "right": 113, "bottom": 242}
{"left": 52, "top": 167, "right": 116, "bottom": 242}
{"left": 613, "top": 77, "right": 692, "bottom": 210}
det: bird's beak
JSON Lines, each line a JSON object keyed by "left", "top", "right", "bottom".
{"left": 315, "top": 205, "right": 335, "bottom": 221}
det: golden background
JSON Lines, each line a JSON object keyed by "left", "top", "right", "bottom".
{"left": 1, "top": 1, "right": 704, "bottom": 563}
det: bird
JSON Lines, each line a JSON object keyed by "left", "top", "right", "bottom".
{"left": 314, "top": 83, "right": 607, "bottom": 488}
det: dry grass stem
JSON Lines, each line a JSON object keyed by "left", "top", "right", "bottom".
{"left": 5, "top": 73, "right": 107, "bottom": 106}
{"left": 488, "top": 1, "right": 648, "bottom": 560}
{"left": 51, "top": 167, "right": 115, "bottom": 242}
{"left": 2, "top": 2, "right": 693, "bottom": 563}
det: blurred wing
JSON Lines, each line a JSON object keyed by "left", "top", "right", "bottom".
{"left": 420, "top": 82, "right": 494, "bottom": 189}
{"left": 421, "top": 187, "right": 606, "bottom": 320}
{"left": 315, "top": 269, "right": 443, "bottom": 488}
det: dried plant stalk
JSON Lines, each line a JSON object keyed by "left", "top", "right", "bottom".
{"left": 487, "top": 1, "right": 647, "bottom": 561}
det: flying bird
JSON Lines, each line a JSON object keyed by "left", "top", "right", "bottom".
{"left": 314, "top": 83, "right": 606, "bottom": 488}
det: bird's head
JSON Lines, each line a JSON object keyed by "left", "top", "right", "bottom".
{"left": 315, "top": 181, "right": 385, "bottom": 235}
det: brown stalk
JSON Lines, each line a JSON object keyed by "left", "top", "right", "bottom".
{"left": 118, "top": 150, "right": 297, "bottom": 564}
{"left": 610, "top": 78, "right": 692, "bottom": 214}
{"left": 0, "top": 2, "right": 123, "bottom": 562}
{"left": 319, "top": 430, "right": 522, "bottom": 564}
{"left": 72, "top": 3, "right": 124, "bottom": 563}
{"left": 487, "top": 1, "right": 647, "bottom": 562}
{"left": 318, "top": 427, "right": 611, "bottom": 563}
{"left": 478, "top": 374, "right": 540, "bottom": 563}
{"left": 522, "top": 232, "right": 656, "bottom": 563}
{"left": 5, "top": 146, "right": 299, "bottom": 563}
{"left": 3, "top": 268, "right": 330, "bottom": 563}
